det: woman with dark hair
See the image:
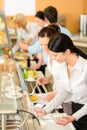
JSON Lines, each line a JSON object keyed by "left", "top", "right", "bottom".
{"left": 37, "top": 25, "right": 61, "bottom": 92}
{"left": 35, "top": 33, "right": 87, "bottom": 130}
{"left": 48, "top": 33, "right": 87, "bottom": 59}
{"left": 35, "top": 11, "right": 47, "bottom": 28}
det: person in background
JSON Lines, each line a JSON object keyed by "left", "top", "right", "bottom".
{"left": 35, "top": 33, "right": 87, "bottom": 130}
{"left": 43, "top": 6, "right": 72, "bottom": 37}
{"left": 19, "top": 10, "right": 47, "bottom": 55}
{"left": 35, "top": 11, "right": 47, "bottom": 28}
{"left": 12, "top": 13, "right": 40, "bottom": 54}
{"left": 12, "top": 13, "right": 47, "bottom": 75}
{"left": 25, "top": 6, "right": 72, "bottom": 56}
{"left": 28, "top": 10, "right": 47, "bottom": 56}
{"left": 30, "top": 51, "right": 47, "bottom": 75}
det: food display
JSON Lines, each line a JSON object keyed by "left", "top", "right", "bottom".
{"left": 5, "top": 92, "right": 23, "bottom": 99}
{"left": 30, "top": 94, "right": 38, "bottom": 101}
{"left": 14, "top": 52, "right": 28, "bottom": 60}
{"left": 0, "top": 11, "right": 10, "bottom": 47}
{"left": 23, "top": 68, "right": 39, "bottom": 82}
{"left": 0, "top": 17, "right": 5, "bottom": 30}
{"left": 5, "top": 86, "right": 22, "bottom": 93}
{"left": 18, "top": 60, "right": 27, "bottom": 69}
{"left": 0, "top": 31, "right": 8, "bottom": 44}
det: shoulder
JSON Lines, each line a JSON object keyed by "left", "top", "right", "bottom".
{"left": 27, "top": 22, "right": 40, "bottom": 28}
{"left": 80, "top": 56, "right": 87, "bottom": 71}
{"left": 27, "top": 22, "right": 41, "bottom": 31}
{"left": 59, "top": 25, "right": 72, "bottom": 37}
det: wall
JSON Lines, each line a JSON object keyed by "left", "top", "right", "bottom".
{"left": 36, "top": 0, "right": 85, "bottom": 33}
{"left": 83, "top": 0, "right": 87, "bottom": 13}
{"left": 0, "top": 0, "right": 87, "bottom": 34}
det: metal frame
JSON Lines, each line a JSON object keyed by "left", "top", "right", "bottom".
{"left": 0, "top": 10, "right": 11, "bottom": 48}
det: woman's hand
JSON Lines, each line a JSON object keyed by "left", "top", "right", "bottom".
{"left": 37, "top": 77, "right": 49, "bottom": 85}
{"left": 30, "top": 65, "right": 38, "bottom": 70}
{"left": 53, "top": 115, "right": 75, "bottom": 126}
{"left": 34, "top": 107, "right": 47, "bottom": 117}
{"left": 43, "top": 91, "right": 56, "bottom": 102}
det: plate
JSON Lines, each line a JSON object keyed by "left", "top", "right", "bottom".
{"left": 25, "top": 76, "right": 36, "bottom": 82}
{"left": 5, "top": 92, "right": 23, "bottom": 99}
{"left": 5, "top": 86, "right": 22, "bottom": 92}
{"left": 18, "top": 60, "right": 27, "bottom": 69}
{"left": 23, "top": 69, "right": 39, "bottom": 82}
{"left": 40, "top": 113, "right": 76, "bottom": 130}
{"left": 14, "top": 52, "right": 28, "bottom": 60}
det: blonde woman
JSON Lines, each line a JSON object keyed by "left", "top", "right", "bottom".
{"left": 12, "top": 13, "right": 40, "bottom": 53}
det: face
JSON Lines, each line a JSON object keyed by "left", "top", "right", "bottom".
{"left": 35, "top": 17, "right": 44, "bottom": 27}
{"left": 39, "top": 37, "right": 50, "bottom": 54}
{"left": 15, "top": 20, "right": 22, "bottom": 28}
{"left": 49, "top": 50, "right": 66, "bottom": 63}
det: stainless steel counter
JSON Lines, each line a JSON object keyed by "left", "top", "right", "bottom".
{"left": 72, "top": 36, "right": 87, "bottom": 47}
{"left": 72, "top": 36, "right": 87, "bottom": 55}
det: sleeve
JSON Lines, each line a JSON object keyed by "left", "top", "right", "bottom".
{"left": 85, "top": 66, "right": 87, "bottom": 83}
{"left": 28, "top": 41, "right": 42, "bottom": 55}
{"left": 44, "top": 86, "right": 70, "bottom": 113}
{"left": 73, "top": 63, "right": 87, "bottom": 120}
{"left": 73, "top": 104, "right": 87, "bottom": 120}
{"left": 27, "top": 23, "right": 40, "bottom": 40}
{"left": 17, "top": 29, "right": 24, "bottom": 41}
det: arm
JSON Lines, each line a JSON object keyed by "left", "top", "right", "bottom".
{"left": 28, "top": 41, "right": 42, "bottom": 55}
{"left": 44, "top": 87, "right": 70, "bottom": 113}
{"left": 24, "top": 37, "right": 33, "bottom": 45}
{"left": 35, "top": 87, "right": 70, "bottom": 117}
{"left": 30, "top": 52, "right": 43, "bottom": 70}
{"left": 73, "top": 69, "right": 87, "bottom": 120}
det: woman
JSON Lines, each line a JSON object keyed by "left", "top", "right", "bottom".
{"left": 12, "top": 13, "right": 40, "bottom": 53}
{"left": 37, "top": 24, "right": 61, "bottom": 93}
{"left": 35, "top": 33, "right": 87, "bottom": 130}
{"left": 35, "top": 11, "right": 47, "bottom": 28}
{"left": 12, "top": 13, "right": 47, "bottom": 74}
{"left": 37, "top": 25, "right": 72, "bottom": 114}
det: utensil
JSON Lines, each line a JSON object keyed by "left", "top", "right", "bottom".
{"left": 30, "top": 84, "right": 37, "bottom": 96}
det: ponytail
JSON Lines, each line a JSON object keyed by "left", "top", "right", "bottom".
{"left": 74, "top": 47, "right": 87, "bottom": 59}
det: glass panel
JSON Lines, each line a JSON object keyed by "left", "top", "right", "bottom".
{"left": 0, "top": 11, "right": 11, "bottom": 47}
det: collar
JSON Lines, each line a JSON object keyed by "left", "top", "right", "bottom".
{"left": 72, "top": 56, "right": 84, "bottom": 72}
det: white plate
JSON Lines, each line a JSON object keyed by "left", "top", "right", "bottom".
{"left": 5, "top": 92, "right": 23, "bottom": 99}
{"left": 40, "top": 113, "right": 76, "bottom": 130}
{"left": 5, "top": 86, "right": 22, "bottom": 92}
{"left": 25, "top": 76, "right": 36, "bottom": 82}
{"left": 14, "top": 52, "right": 28, "bottom": 60}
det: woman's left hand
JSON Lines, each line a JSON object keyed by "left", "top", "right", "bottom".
{"left": 53, "top": 115, "right": 75, "bottom": 126}
{"left": 34, "top": 107, "right": 47, "bottom": 117}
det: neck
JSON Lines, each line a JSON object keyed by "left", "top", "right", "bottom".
{"left": 66, "top": 53, "right": 78, "bottom": 67}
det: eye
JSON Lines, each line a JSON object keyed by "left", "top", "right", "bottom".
{"left": 54, "top": 54, "right": 57, "bottom": 57}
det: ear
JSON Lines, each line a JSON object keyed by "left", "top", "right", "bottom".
{"left": 65, "top": 49, "right": 70, "bottom": 55}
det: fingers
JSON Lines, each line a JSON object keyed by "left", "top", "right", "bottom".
{"left": 34, "top": 107, "right": 46, "bottom": 117}
{"left": 54, "top": 118, "right": 68, "bottom": 125}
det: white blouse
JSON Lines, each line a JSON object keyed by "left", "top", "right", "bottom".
{"left": 44, "top": 56, "right": 87, "bottom": 120}
{"left": 47, "top": 56, "right": 61, "bottom": 91}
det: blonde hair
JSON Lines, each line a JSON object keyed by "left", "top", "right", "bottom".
{"left": 12, "top": 13, "right": 27, "bottom": 30}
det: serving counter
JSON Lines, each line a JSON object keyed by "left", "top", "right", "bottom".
{"left": 0, "top": 58, "right": 39, "bottom": 130}
{"left": 72, "top": 35, "right": 87, "bottom": 55}
{"left": 0, "top": 57, "right": 76, "bottom": 130}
